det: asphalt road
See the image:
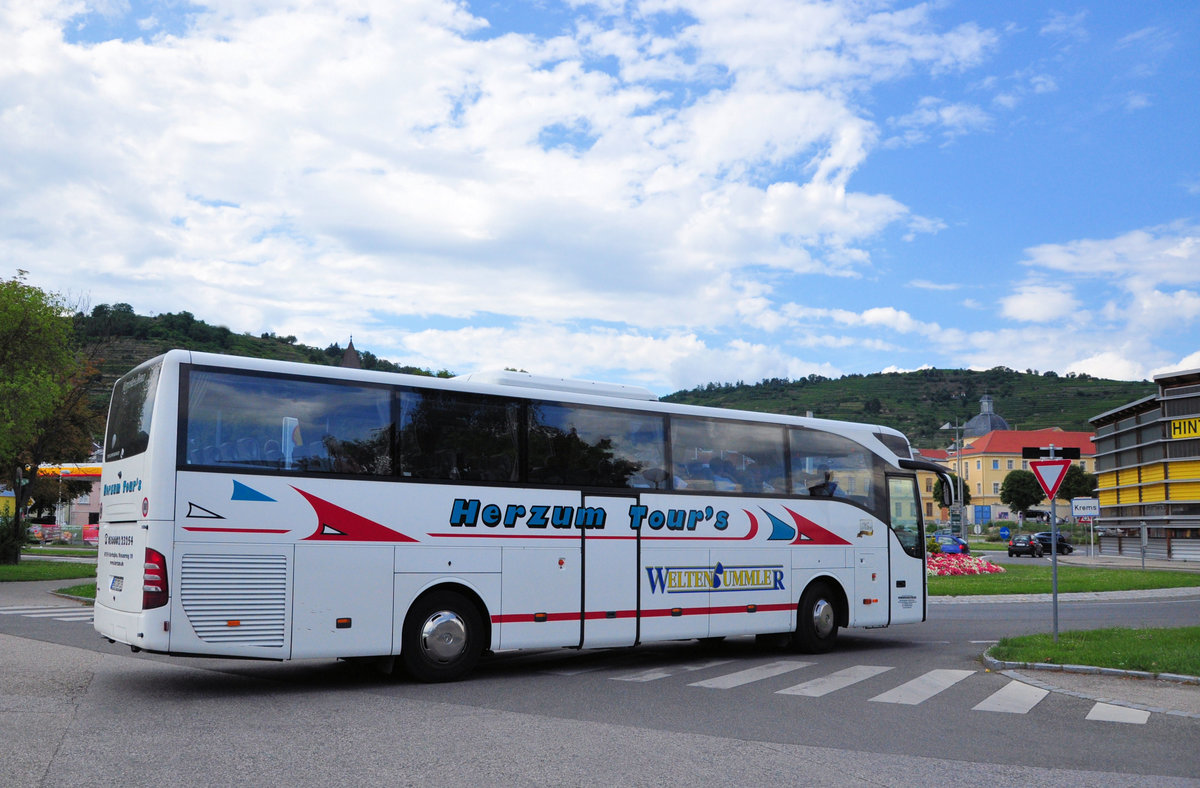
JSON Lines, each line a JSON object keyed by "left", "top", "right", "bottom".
{"left": 2, "top": 580, "right": 1199, "bottom": 787}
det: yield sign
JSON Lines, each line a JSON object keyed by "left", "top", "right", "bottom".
{"left": 1030, "top": 459, "right": 1072, "bottom": 498}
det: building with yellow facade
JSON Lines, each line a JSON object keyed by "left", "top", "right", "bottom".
{"left": 921, "top": 395, "right": 1095, "bottom": 527}
{"left": 954, "top": 428, "right": 1095, "bottom": 524}
{"left": 1091, "top": 367, "right": 1200, "bottom": 561}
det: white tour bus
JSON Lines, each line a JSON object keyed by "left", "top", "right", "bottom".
{"left": 94, "top": 350, "right": 952, "bottom": 681}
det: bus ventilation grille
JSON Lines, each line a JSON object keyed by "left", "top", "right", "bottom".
{"left": 181, "top": 554, "right": 288, "bottom": 647}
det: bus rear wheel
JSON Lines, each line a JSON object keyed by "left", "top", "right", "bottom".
{"left": 401, "top": 590, "right": 483, "bottom": 682}
{"left": 792, "top": 581, "right": 839, "bottom": 653}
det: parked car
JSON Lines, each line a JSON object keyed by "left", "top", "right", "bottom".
{"left": 1007, "top": 533, "right": 1043, "bottom": 557}
{"left": 1034, "top": 531, "right": 1074, "bottom": 554}
{"left": 934, "top": 535, "right": 970, "bottom": 554}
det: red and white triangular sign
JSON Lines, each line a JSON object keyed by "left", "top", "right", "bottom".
{"left": 1030, "top": 459, "right": 1071, "bottom": 498}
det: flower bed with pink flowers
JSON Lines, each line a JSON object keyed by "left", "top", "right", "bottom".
{"left": 926, "top": 553, "right": 1006, "bottom": 576}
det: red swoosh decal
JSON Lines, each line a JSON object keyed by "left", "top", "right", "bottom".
{"left": 293, "top": 487, "right": 418, "bottom": 542}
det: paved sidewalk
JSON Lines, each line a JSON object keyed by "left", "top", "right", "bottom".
{"left": 0, "top": 579, "right": 92, "bottom": 608}
{"left": 1056, "top": 551, "right": 1200, "bottom": 572}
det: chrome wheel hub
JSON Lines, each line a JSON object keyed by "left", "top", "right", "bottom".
{"left": 811, "top": 598, "right": 835, "bottom": 638}
{"left": 420, "top": 611, "right": 467, "bottom": 662}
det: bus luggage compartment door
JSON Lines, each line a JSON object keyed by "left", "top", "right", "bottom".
{"left": 292, "top": 544, "right": 394, "bottom": 659}
{"left": 499, "top": 545, "right": 582, "bottom": 649}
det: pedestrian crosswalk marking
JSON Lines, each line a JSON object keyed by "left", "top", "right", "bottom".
{"left": 776, "top": 665, "right": 893, "bottom": 697}
{"left": 689, "top": 660, "right": 813, "bottom": 689}
{"left": 0, "top": 604, "right": 94, "bottom": 622}
{"left": 869, "top": 668, "right": 974, "bottom": 705}
{"left": 972, "top": 680, "right": 1048, "bottom": 713}
{"left": 612, "top": 659, "right": 734, "bottom": 682}
{"left": 1086, "top": 702, "right": 1150, "bottom": 724}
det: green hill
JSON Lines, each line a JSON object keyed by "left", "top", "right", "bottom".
{"left": 663, "top": 368, "right": 1155, "bottom": 448}
{"left": 76, "top": 304, "right": 448, "bottom": 412}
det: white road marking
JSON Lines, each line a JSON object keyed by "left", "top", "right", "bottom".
{"left": 869, "top": 669, "right": 975, "bottom": 705}
{"left": 612, "top": 659, "right": 734, "bottom": 682}
{"left": 777, "top": 665, "right": 894, "bottom": 697}
{"left": 972, "top": 680, "right": 1049, "bottom": 713}
{"left": 1086, "top": 703, "right": 1150, "bottom": 724}
{"left": 689, "top": 661, "right": 813, "bottom": 689}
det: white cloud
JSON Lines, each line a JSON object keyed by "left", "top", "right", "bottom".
{"left": 1039, "top": 11, "right": 1088, "bottom": 42}
{"left": 885, "top": 96, "right": 991, "bottom": 146}
{"left": 1065, "top": 352, "right": 1147, "bottom": 382}
{"left": 1020, "top": 222, "right": 1200, "bottom": 288}
{"left": 909, "top": 279, "right": 959, "bottom": 291}
{"left": 1151, "top": 351, "right": 1200, "bottom": 378}
{"left": 395, "top": 322, "right": 833, "bottom": 393}
{"left": 999, "top": 284, "right": 1082, "bottom": 323}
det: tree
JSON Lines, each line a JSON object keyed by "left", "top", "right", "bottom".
{"left": 0, "top": 273, "right": 81, "bottom": 563}
{"left": 1055, "top": 464, "right": 1096, "bottom": 502}
{"left": 1000, "top": 469, "right": 1045, "bottom": 520}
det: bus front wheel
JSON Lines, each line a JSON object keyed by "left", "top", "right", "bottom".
{"left": 401, "top": 590, "right": 483, "bottom": 682}
{"left": 792, "top": 581, "right": 839, "bottom": 653}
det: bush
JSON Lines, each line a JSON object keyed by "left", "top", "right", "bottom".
{"left": 0, "top": 514, "right": 22, "bottom": 564}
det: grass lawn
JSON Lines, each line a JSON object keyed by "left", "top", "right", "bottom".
{"left": 928, "top": 563, "right": 1200, "bottom": 596}
{"left": 23, "top": 547, "right": 99, "bottom": 558}
{"left": 56, "top": 582, "right": 96, "bottom": 600}
{"left": 991, "top": 626, "right": 1200, "bottom": 677}
{"left": 0, "top": 560, "right": 98, "bottom": 582}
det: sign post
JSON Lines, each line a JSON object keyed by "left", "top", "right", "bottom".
{"left": 1072, "top": 497, "right": 1100, "bottom": 556}
{"left": 1028, "top": 448, "right": 1073, "bottom": 643}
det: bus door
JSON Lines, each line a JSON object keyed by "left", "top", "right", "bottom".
{"left": 580, "top": 495, "right": 638, "bottom": 648}
{"left": 637, "top": 494, "right": 709, "bottom": 642}
{"left": 887, "top": 476, "right": 926, "bottom": 624}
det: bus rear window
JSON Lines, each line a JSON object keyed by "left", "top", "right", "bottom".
{"left": 105, "top": 359, "right": 163, "bottom": 461}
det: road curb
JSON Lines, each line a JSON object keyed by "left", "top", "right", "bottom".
{"left": 50, "top": 591, "right": 95, "bottom": 605}
{"left": 981, "top": 649, "right": 1200, "bottom": 685}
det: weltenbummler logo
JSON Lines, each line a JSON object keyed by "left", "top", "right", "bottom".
{"left": 645, "top": 562, "right": 785, "bottom": 594}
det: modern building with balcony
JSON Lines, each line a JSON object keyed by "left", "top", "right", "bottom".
{"left": 1091, "top": 367, "right": 1200, "bottom": 562}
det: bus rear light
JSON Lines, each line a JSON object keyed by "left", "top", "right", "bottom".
{"left": 143, "top": 547, "right": 169, "bottom": 609}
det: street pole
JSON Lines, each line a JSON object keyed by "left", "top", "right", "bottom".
{"left": 1048, "top": 444, "right": 1059, "bottom": 643}
{"left": 940, "top": 420, "right": 965, "bottom": 539}
{"left": 956, "top": 423, "right": 963, "bottom": 537}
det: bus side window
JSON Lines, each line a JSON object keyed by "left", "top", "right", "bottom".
{"left": 670, "top": 418, "right": 786, "bottom": 494}
{"left": 528, "top": 403, "right": 665, "bottom": 489}
{"left": 397, "top": 390, "right": 518, "bottom": 482}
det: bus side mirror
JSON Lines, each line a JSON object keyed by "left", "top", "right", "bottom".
{"left": 942, "top": 480, "right": 954, "bottom": 506}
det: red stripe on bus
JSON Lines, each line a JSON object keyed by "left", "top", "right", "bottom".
{"left": 182, "top": 526, "right": 292, "bottom": 534}
{"left": 492, "top": 603, "right": 794, "bottom": 624}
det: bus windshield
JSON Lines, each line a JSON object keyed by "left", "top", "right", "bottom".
{"left": 105, "top": 358, "right": 163, "bottom": 462}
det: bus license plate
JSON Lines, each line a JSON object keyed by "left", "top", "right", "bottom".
{"left": 110, "top": 576, "right": 124, "bottom": 592}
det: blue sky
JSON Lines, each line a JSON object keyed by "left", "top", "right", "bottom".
{"left": 4, "top": 1, "right": 1198, "bottom": 394}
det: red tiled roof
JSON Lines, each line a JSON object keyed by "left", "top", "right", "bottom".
{"left": 915, "top": 448, "right": 950, "bottom": 460}
{"left": 960, "top": 428, "right": 1095, "bottom": 456}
